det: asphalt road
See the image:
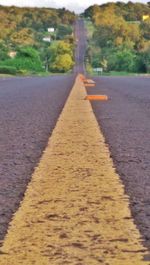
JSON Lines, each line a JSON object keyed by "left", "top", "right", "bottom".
{"left": 74, "top": 19, "right": 87, "bottom": 74}
{"left": 86, "top": 76, "right": 150, "bottom": 250}
{"left": 0, "top": 19, "right": 86, "bottom": 243}
{"left": 0, "top": 75, "right": 74, "bottom": 240}
{"left": 1, "top": 18, "right": 150, "bottom": 255}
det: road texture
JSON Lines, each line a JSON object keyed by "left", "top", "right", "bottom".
{"left": 0, "top": 17, "right": 150, "bottom": 264}
{"left": 86, "top": 76, "right": 150, "bottom": 250}
{"left": 0, "top": 75, "right": 74, "bottom": 241}
{"left": 0, "top": 19, "right": 85, "bottom": 242}
{"left": 0, "top": 74, "right": 148, "bottom": 265}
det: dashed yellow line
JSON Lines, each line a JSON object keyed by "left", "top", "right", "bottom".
{"left": 0, "top": 75, "right": 149, "bottom": 265}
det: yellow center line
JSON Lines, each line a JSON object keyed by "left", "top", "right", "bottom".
{"left": 0, "top": 75, "right": 149, "bottom": 265}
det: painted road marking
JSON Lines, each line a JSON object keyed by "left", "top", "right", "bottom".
{"left": 85, "top": 95, "right": 108, "bottom": 101}
{"left": 84, "top": 83, "right": 96, "bottom": 87}
{"left": 84, "top": 79, "right": 96, "bottom": 84}
{"left": 0, "top": 75, "right": 149, "bottom": 265}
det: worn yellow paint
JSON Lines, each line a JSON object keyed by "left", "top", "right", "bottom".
{"left": 0, "top": 75, "right": 149, "bottom": 265}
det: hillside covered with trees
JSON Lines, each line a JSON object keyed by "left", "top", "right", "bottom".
{"left": 0, "top": 6, "right": 76, "bottom": 74}
{"left": 84, "top": 2, "right": 150, "bottom": 74}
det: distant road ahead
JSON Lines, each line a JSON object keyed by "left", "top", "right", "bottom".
{"left": 74, "top": 19, "right": 87, "bottom": 74}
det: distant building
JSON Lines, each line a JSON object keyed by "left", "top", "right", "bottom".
{"left": 143, "top": 15, "right": 150, "bottom": 21}
{"left": 43, "top": 37, "right": 51, "bottom": 43}
{"left": 48, "top": 28, "right": 55, "bottom": 33}
{"left": 8, "top": 51, "right": 17, "bottom": 58}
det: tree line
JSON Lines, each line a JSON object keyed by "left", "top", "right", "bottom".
{"left": 84, "top": 2, "right": 150, "bottom": 74}
{"left": 0, "top": 6, "right": 76, "bottom": 74}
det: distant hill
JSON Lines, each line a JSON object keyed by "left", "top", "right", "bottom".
{"left": 0, "top": 5, "right": 76, "bottom": 46}
{"left": 84, "top": 2, "right": 150, "bottom": 21}
{"left": 84, "top": 2, "right": 150, "bottom": 74}
{"left": 0, "top": 6, "right": 76, "bottom": 74}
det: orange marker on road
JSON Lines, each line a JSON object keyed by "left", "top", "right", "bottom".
{"left": 84, "top": 79, "right": 96, "bottom": 87}
{"left": 84, "top": 79, "right": 96, "bottom": 84}
{"left": 84, "top": 83, "right": 96, "bottom": 87}
{"left": 79, "top": 74, "right": 86, "bottom": 81}
{"left": 85, "top": 95, "right": 108, "bottom": 101}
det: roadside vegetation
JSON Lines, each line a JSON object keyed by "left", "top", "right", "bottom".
{"left": 84, "top": 2, "right": 150, "bottom": 75}
{"left": 0, "top": 6, "right": 76, "bottom": 75}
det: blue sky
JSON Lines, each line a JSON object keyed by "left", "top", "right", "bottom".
{"left": 0, "top": 0, "right": 148, "bottom": 13}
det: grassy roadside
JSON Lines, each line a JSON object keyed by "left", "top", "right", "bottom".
{"left": 0, "top": 71, "right": 73, "bottom": 78}
{"left": 0, "top": 74, "right": 14, "bottom": 78}
{"left": 87, "top": 70, "right": 145, "bottom": 77}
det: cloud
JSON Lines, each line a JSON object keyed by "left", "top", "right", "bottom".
{"left": 0, "top": 0, "right": 148, "bottom": 13}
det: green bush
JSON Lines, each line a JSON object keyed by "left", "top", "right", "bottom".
{"left": 50, "top": 53, "right": 74, "bottom": 72}
{"left": 141, "top": 47, "right": 150, "bottom": 73}
{"left": 1, "top": 47, "right": 43, "bottom": 72}
{"left": 0, "top": 42, "right": 9, "bottom": 61}
{"left": 0, "top": 65, "right": 17, "bottom": 74}
{"left": 108, "top": 49, "right": 138, "bottom": 72}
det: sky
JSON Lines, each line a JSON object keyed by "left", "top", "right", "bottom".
{"left": 0, "top": 0, "right": 148, "bottom": 13}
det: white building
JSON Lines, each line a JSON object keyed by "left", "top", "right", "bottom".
{"left": 43, "top": 37, "right": 51, "bottom": 43}
{"left": 8, "top": 51, "right": 17, "bottom": 58}
{"left": 48, "top": 28, "right": 55, "bottom": 33}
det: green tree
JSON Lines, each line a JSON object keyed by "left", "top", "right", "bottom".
{"left": 100, "top": 58, "right": 108, "bottom": 71}
{"left": 0, "top": 42, "right": 9, "bottom": 61}
{"left": 1, "top": 46, "right": 43, "bottom": 72}
{"left": 141, "top": 46, "right": 150, "bottom": 72}
{"left": 140, "top": 19, "right": 150, "bottom": 40}
{"left": 109, "top": 49, "right": 137, "bottom": 72}
{"left": 10, "top": 28, "right": 35, "bottom": 46}
{"left": 56, "top": 24, "right": 72, "bottom": 40}
{"left": 51, "top": 53, "right": 74, "bottom": 72}
{"left": 47, "top": 40, "right": 74, "bottom": 71}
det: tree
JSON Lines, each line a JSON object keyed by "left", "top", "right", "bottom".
{"left": 48, "top": 40, "right": 74, "bottom": 72}
{"left": 0, "top": 42, "right": 9, "bottom": 61}
{"left": 141, "top": 46, "right": 150, "bottom": 72}
{"left": 1, "top": 46, "right": 43, "bottom": 72}
{"left": 50, "top": 53, "right": 74, "bottom": 72}
{"left": 84, "top": 5, "right": 101, "bottom": 19}
{"left": 56, "top": 24, "right": 72, "bottom": 40}
{"left": 100, "top": 58, "right": 108, "bottom": 71}
{"left": 109, "top": 49, "right": 137, "bottom": 72}
{"left": 10, "top": 28, "right": 35, "bottom": 46}
{"left": 94, "top": 25, "right": 115, "bottom": 47}
{"left": 84, "top": 2, "right": 150, "bottom": 73}
{"left": 140, "top": 19, "right": 150, "bottom": 40}
{"left": 57, "top": 41, "right": 73, "bottom": 56}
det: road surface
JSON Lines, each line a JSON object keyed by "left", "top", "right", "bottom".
{"left": 87, "top": 76, "right": 150, "bottom": 250}
{"left": 0, "top": 18, "right": 150, "bottom": 259}
{"left": 0, "top": 19, "right": 87, "bottom": 243}
{"left": 74, "top": 19, "right": 87, "bottom": 74}
{"left": 0, "top": 74, "right": 148, "bottom": 265}
{"left": 0, "top": 75, "right": 74, "bottom": 240}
